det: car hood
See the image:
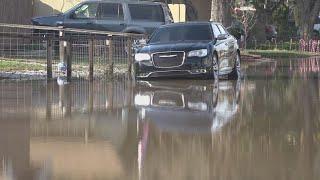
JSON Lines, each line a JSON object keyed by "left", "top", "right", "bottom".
{"left": 31, "top": 15, "right": 64, "bottom": 26}
{"left": 138, "top": 41, "right": 212, "bottom": 54}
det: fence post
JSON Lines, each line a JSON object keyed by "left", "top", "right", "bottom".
{"left": 88, "top": 80, "right": 94, "bottom": 114}
{"left": 127, "top": 37, "right": 133, "bottom": 73}
{"left": 108, "top": 36, "right": 114, "bottom": 75}
{"left": 59, "top": 30, "right": 65, "bottom": 63}
{"left": 46, "top": 39, "right": 53, "bottom": 79}
{"left": 66, "top": 41, "right": 72, "bottom": 81}
{"left": 46, "top": 82, "right": 53, "bottom": 120}
{"left": 88, "top": 36, "right": 94, "bottom": 80}
{"left": 289, "top": 39, "right": 293, "bottom": 51}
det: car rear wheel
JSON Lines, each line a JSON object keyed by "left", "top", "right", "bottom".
{"left": 213, "top": 54, "right": 220, "bottom": 82}
{"left": 228, "top": 52, "right": 241, "bottom": 80}
{"left": 207, "top": 53, "right": 219, "bottom": 81}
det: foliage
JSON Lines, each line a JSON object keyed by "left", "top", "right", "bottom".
{"left": 272, "top": 4, "right": 297, "bottom": 40}
{"left": 232, "top": 1, "right": 258, "bottom": 49}
{"left": 293, "top": 0, "right": 320, "bottom": 39}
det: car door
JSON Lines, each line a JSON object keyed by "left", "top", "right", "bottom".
{"left": 217, "top": 24, "right": 235, "bottom": 70}
{"left": 212, "top": 24, "right": 230, "bottom": 74}
{"left": 126, "top": 3, "right": 166, "bottom": 34}
{"left": 95, "top": 2, "right": 127, "bottom": 32}
{"left": 63, "top": 2, "right": 98, "bottom": 30}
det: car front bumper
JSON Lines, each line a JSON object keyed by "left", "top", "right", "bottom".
{"left": 134, "top": 56, "right": 212, "bottom": 79}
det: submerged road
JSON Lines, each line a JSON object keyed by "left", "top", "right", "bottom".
{"left": 0, "top": 57, "right": 320, "bottom": 180}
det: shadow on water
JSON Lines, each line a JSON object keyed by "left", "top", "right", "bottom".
{"left": 0, "top": 57, "right": 320, "bottom": 179}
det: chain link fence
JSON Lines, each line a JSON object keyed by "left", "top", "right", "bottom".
{"left": 0, "top": 23, "right": 146, "bottom": 80}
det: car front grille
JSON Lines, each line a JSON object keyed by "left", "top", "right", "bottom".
{"left": 152, "top": 91, "right": 184, "bottom": 108}
{"left": 152, "top": 52, "right": 185, "bottom": 68}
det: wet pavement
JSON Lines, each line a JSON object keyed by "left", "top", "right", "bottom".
{"left": 0, "top": 57, "right": 320, "bottom": 180}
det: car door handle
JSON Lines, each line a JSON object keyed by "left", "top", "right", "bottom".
{"left": 119, "top": 23, "right": 126, "bottom": 26}
{"left": 86, "top": 22, "right": 94, "bottom": 25}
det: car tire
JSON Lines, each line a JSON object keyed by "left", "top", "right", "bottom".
{"left": 228, "top": 52, "right": 241, "bottom": 80}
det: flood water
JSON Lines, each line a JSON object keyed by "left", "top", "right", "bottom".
{"left": 0, "top": 57, "right": 320, "bottom": 180}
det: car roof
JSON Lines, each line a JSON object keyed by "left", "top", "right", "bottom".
{"left": 159, "top": 21, "right": 222, "bottom": 28}
{"left": 82, "top": 0, "right": 163, "bottom": 5}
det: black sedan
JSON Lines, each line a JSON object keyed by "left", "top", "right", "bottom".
{"left": 133, "top": 22, "right": 241, "bottom": 79}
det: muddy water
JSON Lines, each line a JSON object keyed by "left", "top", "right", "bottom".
{"left": 0, "top": 57, "right": 320, "bottom": 180}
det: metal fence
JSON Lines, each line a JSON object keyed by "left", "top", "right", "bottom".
{"left": 0, "top": 23, "right": 146, "bottom": 80}
{"left": 249, "top": 38, "right": 320, "bottom": 53}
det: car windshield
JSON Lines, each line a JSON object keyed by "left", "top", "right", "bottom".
{"left": 149, "top": 24, "right": 213, "bottom": 44}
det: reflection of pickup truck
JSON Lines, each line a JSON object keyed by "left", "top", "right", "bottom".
{"left": 31, "top": 0, "right": 173, "bottom": 35}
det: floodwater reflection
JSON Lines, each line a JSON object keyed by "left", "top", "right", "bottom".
{"left": 0, "top": 57, "right": 320, "bottom": 180}
{"left": 134, "top": 80, "right": 239, "bottom": 134}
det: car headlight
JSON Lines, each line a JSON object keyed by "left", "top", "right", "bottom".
{"left": 135, "top": 94, "right": 151, "bottom": 106}
{"left": 187, "top": 49, "right": 208, "bottom": 57}
{"left": 135, "top": 53, "right": 151, "bottom": 62}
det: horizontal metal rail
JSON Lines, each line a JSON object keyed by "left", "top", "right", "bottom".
{"left": 0, "top": 23, "right": 145, "bottom": 37}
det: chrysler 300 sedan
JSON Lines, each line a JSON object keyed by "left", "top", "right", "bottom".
{"left": 133, "top": 22, "right": 241, "bottom": 79}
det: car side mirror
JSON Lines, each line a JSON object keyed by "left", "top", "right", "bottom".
{"left": 138, "top": 39, "right": 147, "bottom": 46}
{"left": 217, "top": 34, "right": 228, "bottom": 41}
{"left": 133, "top": 38, "right": 147, "bottom": 53}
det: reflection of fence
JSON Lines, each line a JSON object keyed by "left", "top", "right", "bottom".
{"left": 250, "top": 38, "right": 320, "bottom": 53}
{"left": 0, "top": 76, "right": 133, "bottom": 120}
{"left": 0, "top": 23, "right": 146, "bottom": 79}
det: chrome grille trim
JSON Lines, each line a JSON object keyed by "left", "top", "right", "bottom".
{"left": 151, "top": 51, "right": 186, "bottom": 68}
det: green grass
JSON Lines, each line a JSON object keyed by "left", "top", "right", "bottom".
{"left": 244, "top": 50, "right": 319, "bottom": 58}
{"left": 0, "top": 60, "right": 45, "bottom": 71}
{"left": 254, "top": 42, "right": 300, "bottom": 51}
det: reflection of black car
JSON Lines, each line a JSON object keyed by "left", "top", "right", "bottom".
{"left": 133, "top": 22, "right": 241, "bottom": 79}
{"left": 134, "top": 80, "right": 240, "bottom": 133}
{"left": 31, "top": 0, "right": 173, "bottom": 35}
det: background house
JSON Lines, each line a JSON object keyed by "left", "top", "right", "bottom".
{"left": 0, "top": 0, "right": 33, "bottom": 24}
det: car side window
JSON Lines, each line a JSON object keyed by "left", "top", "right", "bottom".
{"left": 128, "top": 4, "right": 165, "bottom": 22}
{"left": 211, "top": 24, "right": 221, "bottom": 38}
{"left": 217, "top": 24, "right": 228, "bottom": 35}
{"left": 73, "top": 3, "right": 98, "bottom": 19}
{"left": 98, "top": 3, "right": 124, "bottom": 20}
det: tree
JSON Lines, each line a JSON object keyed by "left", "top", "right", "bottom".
{"left": 248, "top": 0, "right": 286, "bottom": 42}
{"left": 210, "top": 0, "right": 233, "bottom": 27}
{"left": 294, "top": 0, "right": 320, "bottom": 40}
{"left": 233, "top": 6, "right": 257, "bottom": 49}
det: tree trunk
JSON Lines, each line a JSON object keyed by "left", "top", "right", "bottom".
{"left": 294, "top": 0, "right": 320, "bottom": 40}
{"left": 301, "top": 22, "right": 316, "bottom": 40}
{"left": 210, "top": 0, "right": 233, "bottom": 27}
